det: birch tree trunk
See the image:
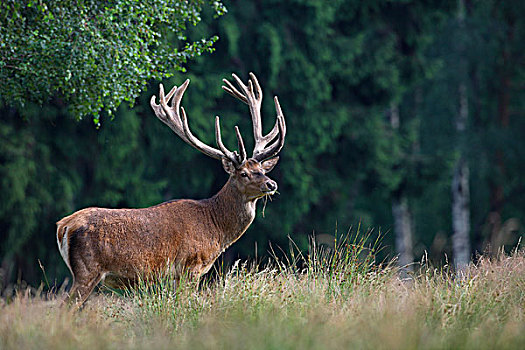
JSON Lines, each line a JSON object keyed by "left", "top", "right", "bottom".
{"left": 451, "top": 150, "right": 471, "bottom": 270}
{"left": 451, "top": 1, "right": 471, "bottom": 271}
{"left": 389, "top": 103, "right": 414, "bottom": 274}
{"left": 393, "top": 195, "right": 414, "bottom": 272}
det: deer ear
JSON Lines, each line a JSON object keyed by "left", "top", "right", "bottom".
{"left": 222, "top": 158, "right": 236, "bottom": 174}
{"left": 261, "top": 156, "right": 279, "bottom": 173}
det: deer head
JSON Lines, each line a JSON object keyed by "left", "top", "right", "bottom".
{"left": 150, "top": 72, "right": 286, "bottom": 202}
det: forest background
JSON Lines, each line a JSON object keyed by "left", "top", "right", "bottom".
{"left": 1, "top": 0, "right": 524, "bottom": 288}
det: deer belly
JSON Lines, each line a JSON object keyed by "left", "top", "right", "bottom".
{"left": 98, "top": 234, "right": 180, "bottom": 278}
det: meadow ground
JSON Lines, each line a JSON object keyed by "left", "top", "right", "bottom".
{"left": 1, "top": 238, "right": 524, "bottom": 350}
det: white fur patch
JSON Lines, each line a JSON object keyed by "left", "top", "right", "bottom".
{"left": 57, "top": 226, "right": 73, "bottom": 275}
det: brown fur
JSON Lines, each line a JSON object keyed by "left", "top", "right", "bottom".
{"left": 56, "top": 158, "right": 279, "bottom": 305}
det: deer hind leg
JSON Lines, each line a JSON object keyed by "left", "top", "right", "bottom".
{"left": 66, "top": 247, "right": 105, "bottom": 307}
{"left": 68, "top": 271, "right": 104, "bottom": 307}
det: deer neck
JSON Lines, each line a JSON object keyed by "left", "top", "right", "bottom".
{"left": 207, "top": 177, "right": 257, "bottom": 249}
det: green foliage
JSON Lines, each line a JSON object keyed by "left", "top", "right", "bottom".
{"left": 0, "top": 0, "right": 226, "bottom": 123}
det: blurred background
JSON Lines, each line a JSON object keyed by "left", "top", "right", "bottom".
{"left": 1, "top": 0, "right": 524, "bottom": 288}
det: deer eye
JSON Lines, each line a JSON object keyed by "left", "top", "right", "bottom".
{"left": 240, "top": 172, "right": 248, "bottom": 178}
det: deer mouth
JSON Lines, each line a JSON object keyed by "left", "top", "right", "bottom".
{"left": 262, "top": 189, "right": 277, "bottom": 196}
{"left": 260, "top": 185, "right": 277, "bottom": 196}
{"left": 248, "top": 189, "right": 277, "bottom": 201}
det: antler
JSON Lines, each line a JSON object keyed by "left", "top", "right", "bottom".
{"left": 150, "top": 79, "right": 246, "bottom": 166}
{"left": 222, "top": 72, "right": 286, "bottom": 161}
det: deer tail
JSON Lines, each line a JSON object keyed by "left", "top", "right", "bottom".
{"left": 56, "top": 217, "right": 74, "bottom": 276}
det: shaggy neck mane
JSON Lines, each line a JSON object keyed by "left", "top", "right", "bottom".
{"left": 203, "top": 177, "right": 257, "bottom": 248}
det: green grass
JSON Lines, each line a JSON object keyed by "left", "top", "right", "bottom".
{"left": 1, "top": 237, "right": 524, "bottom": 350}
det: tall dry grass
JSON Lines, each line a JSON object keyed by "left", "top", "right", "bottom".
{"left": 1, "top": 236, "right": 524, "bottom": 350}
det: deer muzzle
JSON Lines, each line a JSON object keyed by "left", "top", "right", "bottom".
{"left": 263, "top": 180, "right": 278, "bottom": 194}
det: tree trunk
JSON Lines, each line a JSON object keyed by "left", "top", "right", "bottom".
{"left": 452, "top": 155, "right": 470, "bottom": 270}
{"left": 451, "top": 78, "right": 471, "bottom": 271}
{"left": 392, "top": 195, "right": 414, "bottom": 274}
{"left": 389, "top": 103, "right": 414, "bottom": 275}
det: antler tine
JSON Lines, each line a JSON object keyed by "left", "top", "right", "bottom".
{"left": 248, "top": 72, "right": 263, "bottom": 100}
{"left": 235, "top": 126, "right": 247, "bottom": 161}
{"left": 252, "top": 96, "right": 287, "bottom": 161}
{"left": 151, "top": 79, "right": 244, "bottom": 166}
{"left": 274, "top": 96, "right": 287, "bottom": 134}
{"left": 150, "top": 83, "right": 186, "bottom": 141}
{"left": 246, "top": 73, "right": 263, "bottom": 139}
{"left": 222, "top": 79, "right": 248, "bottom": 104}
{"left": 215, "top": 116, "right": 245, "bottom": 164}
{"left": 166, "top": 85, "right": 178, "bottom": 106}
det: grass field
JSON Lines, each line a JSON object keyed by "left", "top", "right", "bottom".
{"left": 1, "top": 237, "right": 524, "bottom": 350}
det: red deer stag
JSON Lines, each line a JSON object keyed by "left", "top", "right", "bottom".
{"left": 56, "top": 73, "right": 286, "bottom": 305}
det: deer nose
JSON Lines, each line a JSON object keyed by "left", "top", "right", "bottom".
{"left": 265, "top": 180, "right": 277, "bottom": 192}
